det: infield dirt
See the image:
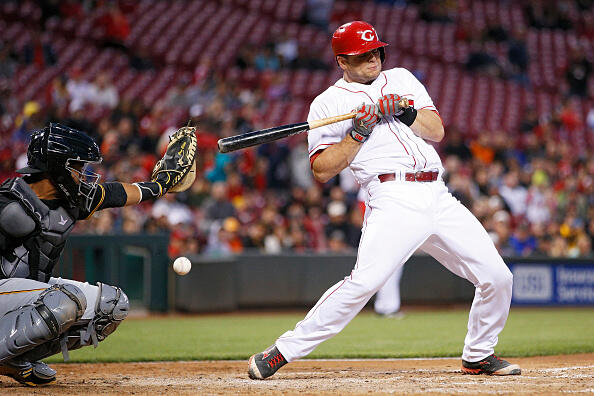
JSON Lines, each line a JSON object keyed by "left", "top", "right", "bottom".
{"left": 1, "top": 353, "right": 592, "bottom": 395}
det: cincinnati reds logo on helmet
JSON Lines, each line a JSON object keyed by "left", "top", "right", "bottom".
{"left": 331, "top": 21, "right": 388, "bottom": 58}
{"left": 360, "top": 30, "right": 375, "bottom": 41}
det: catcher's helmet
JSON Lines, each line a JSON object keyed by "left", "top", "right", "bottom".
{"left": 332, "top": 21, "right": 388, "bottom": 62}
{"left": 17, "top": 123, "right": 102, "bottom": 211}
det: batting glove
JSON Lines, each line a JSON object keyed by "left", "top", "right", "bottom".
{"left": 378, "top": 94, "right": 418, "bottom": 127}
{"left": 351, "top": 103, "right": 380, "bottom": 143}
{"left": 377, "top": 93, "right": 403, "bottom": 117}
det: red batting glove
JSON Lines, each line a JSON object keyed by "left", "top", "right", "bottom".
{"left": 377, "top": 94, "right": 402, "bottom": 117}
{"left": 351, "top": 103, "right": 380, "bottom": 143}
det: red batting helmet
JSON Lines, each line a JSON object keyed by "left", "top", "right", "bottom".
{"left": 332, "top": 21, "right": 388, "bottom": 61}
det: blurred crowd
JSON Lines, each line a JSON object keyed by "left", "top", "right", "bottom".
{"left": 0, "top": 0, "right": 592, "bottom": 259}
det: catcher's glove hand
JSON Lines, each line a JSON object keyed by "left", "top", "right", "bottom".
{"left": 151, "top": 126, "right": 198, "bottom": 194}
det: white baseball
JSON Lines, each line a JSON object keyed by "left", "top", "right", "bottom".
{"left": 173, "top": 256, "right": 191, "bottom": 275}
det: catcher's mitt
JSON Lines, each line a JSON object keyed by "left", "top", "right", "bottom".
{"left": 151, "top": 126, "right": 197, "bottom": 193}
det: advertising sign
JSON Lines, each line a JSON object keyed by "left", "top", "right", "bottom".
{"left": 510, "top": 262, "right": 594, "bottom": 305}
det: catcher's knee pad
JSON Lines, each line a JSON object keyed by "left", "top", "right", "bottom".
{"left": 0, "top": 284, "right": 86, "bottom": 363}
{"left": 93, "top": 282, "right": 129, "bottom": 341}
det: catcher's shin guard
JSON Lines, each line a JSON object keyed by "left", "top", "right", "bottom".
{"left": 91, "top": 282, "right": 129, "bottom": 342}
{"left": 20, "top": 283, "right": 129, "bottom": 363}
{"left": 0, "top": 284, "right": 86, "bottom": 363}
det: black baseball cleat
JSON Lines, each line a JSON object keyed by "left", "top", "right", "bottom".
{"left": 0, "top": 360, "right": 57, "bottom": 386}
{"left": 462, "top": 354, "right": 521, "bottom": 376}
{"left": 248, "top": 345, "right": 287, "bottom": 379}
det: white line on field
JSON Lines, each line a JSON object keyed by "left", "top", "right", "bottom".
{"left": 298, "top": 357, "right": 461, "bottom": 361}
{"left": 114, "top": 360, "right": 594, "bottom": 367}
{"left": 540, "top": 366, "right": 594, "bottom": 372}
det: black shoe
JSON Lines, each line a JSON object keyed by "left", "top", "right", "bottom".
{"left": 462, "top": 354, "right": 521, "bottom": 376}
{"left": 248, "top": 345, "right": 287, "bottom": 379}
{"left": 0, "top": 360, "right": 57, "bottom": 386}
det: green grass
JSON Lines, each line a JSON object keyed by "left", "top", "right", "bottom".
{"left": 47, "top": 307, "right": 594, "bottom": 363}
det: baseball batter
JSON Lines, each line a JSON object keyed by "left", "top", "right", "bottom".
{"left": 0, "top": 123, "right": 195, "bottom": 386}
{"left": 248, "top": 21, "right": 520, "bottom": 379}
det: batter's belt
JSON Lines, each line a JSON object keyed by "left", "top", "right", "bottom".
{"left": 378, "top": 170, "right": 439, "bottom": 183}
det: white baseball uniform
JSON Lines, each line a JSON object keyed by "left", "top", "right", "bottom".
{"left": 358, "top": 185, "right": 404, "bottom": 316}
{"left": 275, "top": 68, "right": 513, "bottom": 363}
{"left": 373, "top": 257, "right": 404, "bottom": 315}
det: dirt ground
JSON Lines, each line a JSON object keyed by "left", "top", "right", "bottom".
{"left": 1, "top": 354, "right": 592, "bottom": 395}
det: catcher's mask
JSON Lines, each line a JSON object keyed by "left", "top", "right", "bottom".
{"left": 17, "top": 123, "right": 102, "bottom": 211}
{"left": 332, "top": 21, "right": 387, "bottom": 63}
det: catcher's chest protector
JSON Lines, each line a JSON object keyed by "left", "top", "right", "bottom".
{"left": 0, "top": 178, "right": 78, "bottom": 282}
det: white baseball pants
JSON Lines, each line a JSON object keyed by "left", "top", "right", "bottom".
{"left": 373, "top": 264, "right": 403, "bottom": 315}
{"left": 276, "top": 180, "right": 512, "bottom": 363}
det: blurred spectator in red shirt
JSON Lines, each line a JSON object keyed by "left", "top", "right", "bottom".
{"left": 59, "top": 0, "right": 83, "bottom": 19}
{"left": 303, "top": 205, "right": 326, "bottom": 252}
{"left": 226, "top": 171, "right": 245, "bottom": 201}
{"left": 97, "top": 2, "right": 130, "bottom": 51}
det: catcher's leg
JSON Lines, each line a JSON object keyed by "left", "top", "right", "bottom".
{"left": 19, "top": 281, "right": 129, "bottom": 363}
{"left": 0, "top": 283, "right": 86, "bottom": 386}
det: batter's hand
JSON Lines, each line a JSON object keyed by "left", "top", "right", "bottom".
{"left": 377, "top": 94, "right": 408, "bottom": 117}
{"left": 351, "top": 103, "right": 380, "bottom": 143}
{"left": 378, "top": 94, "right": 417, "bottom": 126}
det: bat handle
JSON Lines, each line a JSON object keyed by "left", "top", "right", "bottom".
{"left": 308, "top": 111, "right": 357, "bottom": 130}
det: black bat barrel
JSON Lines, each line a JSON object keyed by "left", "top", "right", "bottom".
{"left": 218, "top": 122, "right": 309, "bottom": 153}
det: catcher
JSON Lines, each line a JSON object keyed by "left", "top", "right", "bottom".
{"left": 0, "top": 122, "right": 196, "bottom": 386}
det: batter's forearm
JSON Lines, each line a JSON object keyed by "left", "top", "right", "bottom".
{"left": 312, "top": 135, "right": 362, "bottom": 183}
{"left": 409, "top": 109, "right": 444, "bottom": 142}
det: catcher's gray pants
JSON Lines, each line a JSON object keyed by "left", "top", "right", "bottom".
{"left": 0, "top": 277, "right": 99, "bottom": 321}
{"left": 0, "top": 276, "right": 127, "bottom": 364}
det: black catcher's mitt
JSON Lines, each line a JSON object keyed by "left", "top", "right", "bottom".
{"left": 151, "top": 126, "right": 197, "bottom": 193}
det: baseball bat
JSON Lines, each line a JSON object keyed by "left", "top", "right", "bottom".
{"left": 217, "top": 111, "right": 357, "bottom": 153}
